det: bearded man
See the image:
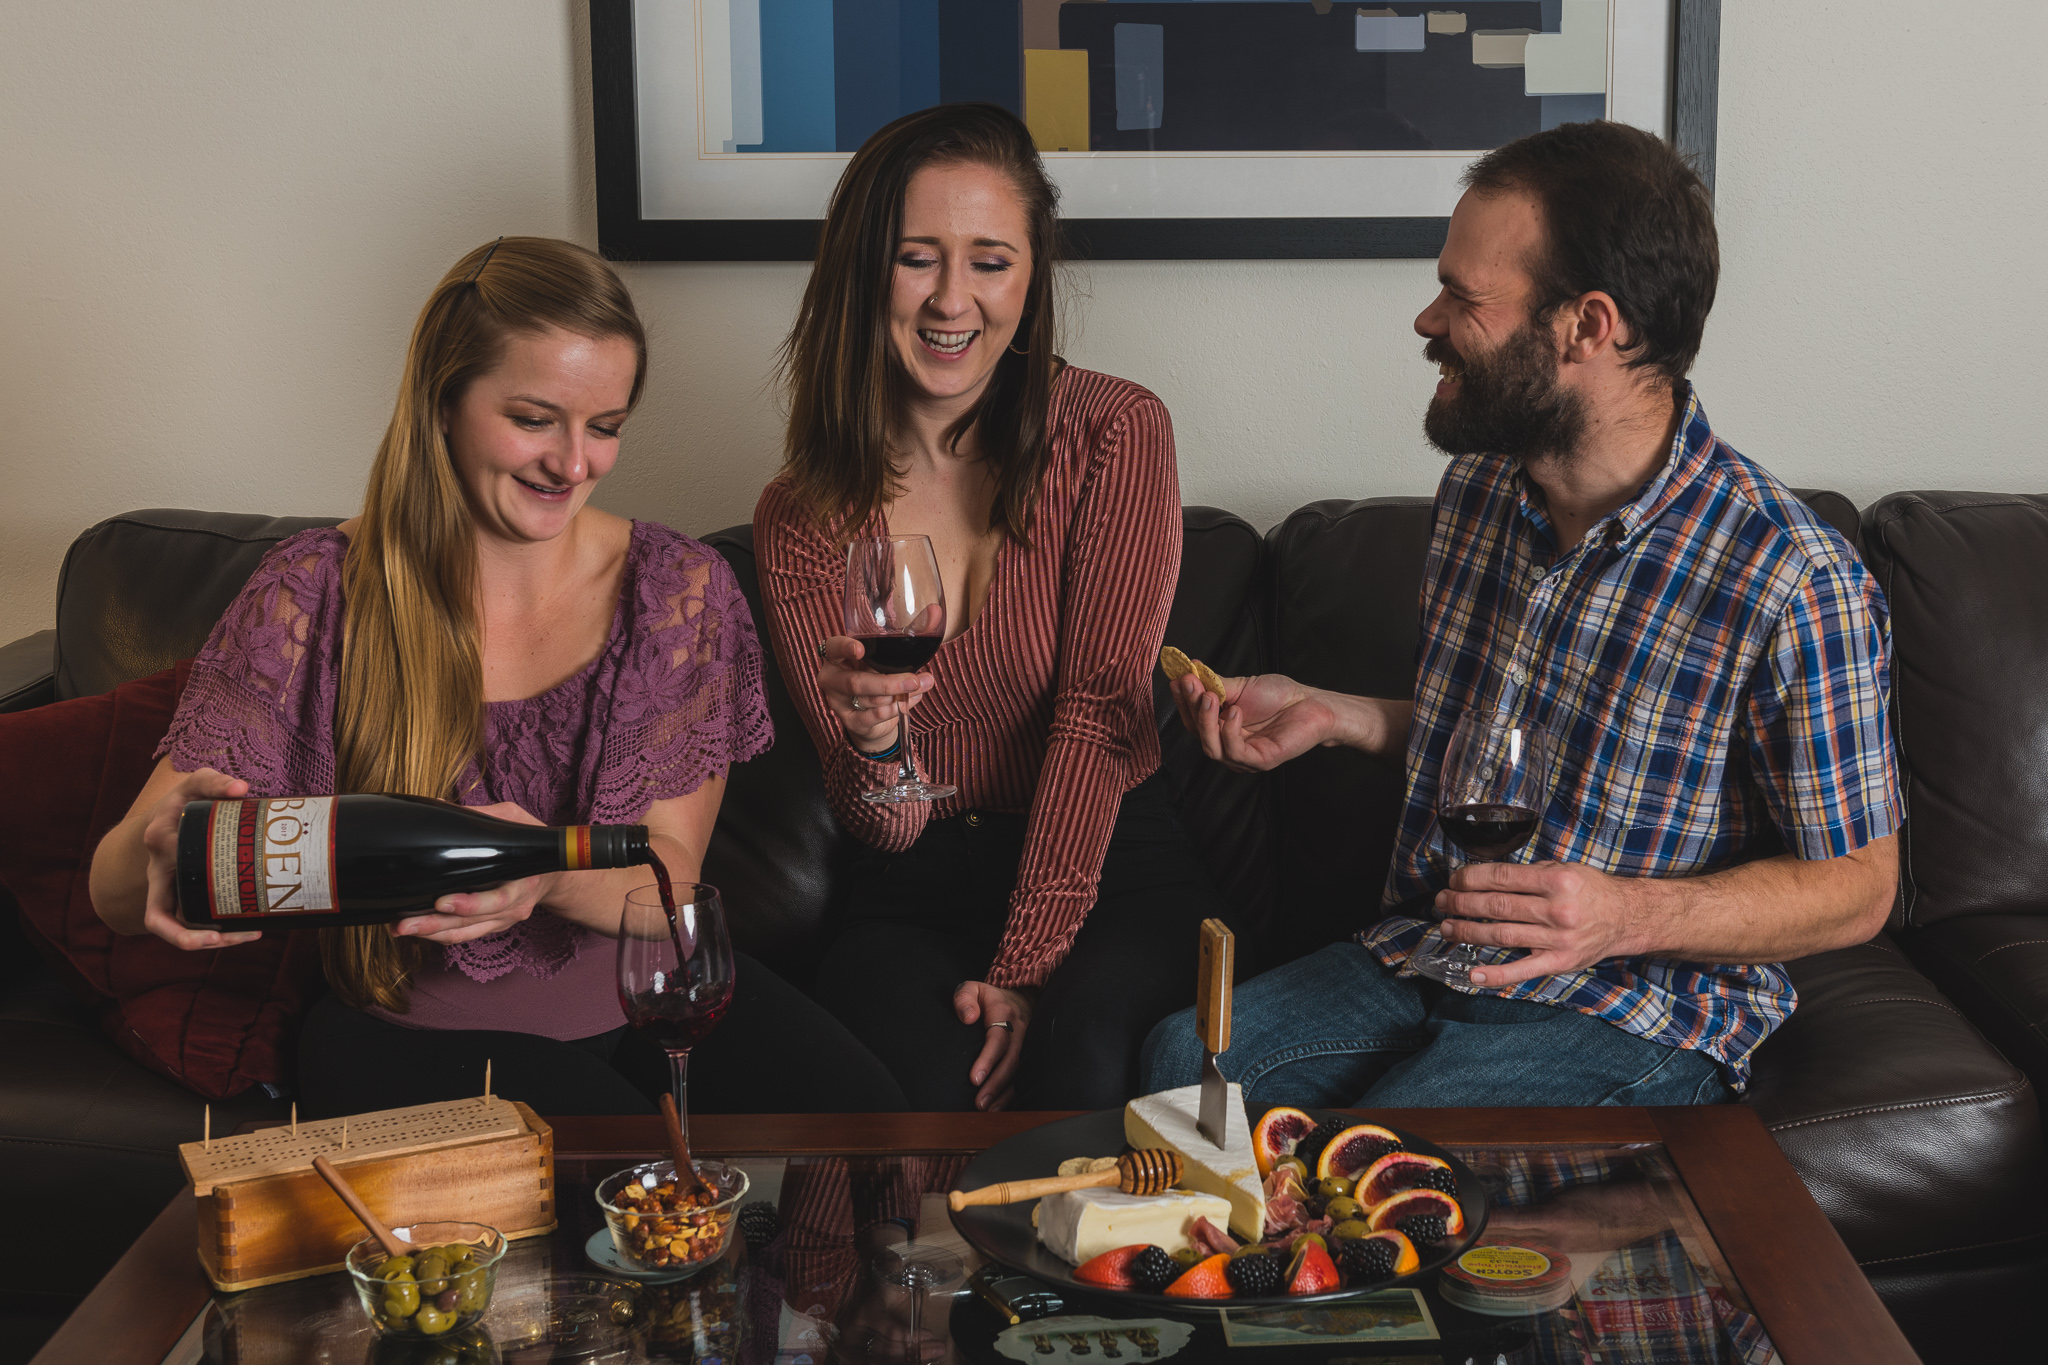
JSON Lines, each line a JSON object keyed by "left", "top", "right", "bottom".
{"left": 1144, "top": 121, "right": 1901, "bottom": 1107}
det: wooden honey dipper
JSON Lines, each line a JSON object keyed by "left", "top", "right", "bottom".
{"left": 948, "top": 1149, "right": 1182, "bottom": 1210}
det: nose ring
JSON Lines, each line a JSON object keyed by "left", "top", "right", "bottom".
{"left": 928, "top": 295, "right": 939, "bottom": 307}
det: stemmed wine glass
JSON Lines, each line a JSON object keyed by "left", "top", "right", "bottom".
{"left": 617, "top": 883, "right": 734, "bottom": 1146}
{"left": 844, "top": 534, "right": 956, "bottom": 804}
{"left": 1407, "top": 713, "right": 1557, "bottom": 989}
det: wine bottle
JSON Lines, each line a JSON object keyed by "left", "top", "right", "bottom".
{"left": 175, "top": 794, "right": 653, "bottom": 929}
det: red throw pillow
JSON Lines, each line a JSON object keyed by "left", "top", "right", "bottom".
{"left": 0, "top": 662, "right": 324, "bottom": 1099}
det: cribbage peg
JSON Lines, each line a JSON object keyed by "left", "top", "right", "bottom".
{"left": 291, "top": 1102, "right": 298, "bottom": 1139}
{"left": 203, "top": 1104, "right": 211, "bottom": 1152}
{"left": 483, "top": 1058, "right": 492, "bottom": 1108}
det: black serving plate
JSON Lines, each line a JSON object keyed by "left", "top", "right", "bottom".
{"left": 946, "top": 1106, "right": 1487, "bottom": 1314}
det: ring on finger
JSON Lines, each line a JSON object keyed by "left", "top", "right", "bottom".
{"left": 986, "top": 1019, "right": 1012, "bottom": 1032}
{"left": 815, "top": 640, "right": 828, "bottom": 659}
{"left": 851, "top": 698, "right": 865, "bottom": 711}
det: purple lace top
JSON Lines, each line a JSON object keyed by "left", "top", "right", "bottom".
{"left": 157, "top": 522, "right": 772, "bottom": 1040}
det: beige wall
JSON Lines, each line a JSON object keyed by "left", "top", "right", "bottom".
{"left": 4, "top": 2, "right": 2044, "bottom": 645}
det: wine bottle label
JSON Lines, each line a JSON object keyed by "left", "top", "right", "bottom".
{"left": 208, "top": 797, "right": 338, "bottom": 916}
{"left": 562, "top": 825, "right": 592, "bottom": 871}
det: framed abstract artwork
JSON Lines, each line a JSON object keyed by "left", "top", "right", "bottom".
{"left": 592, "top": 0, "right": 1719, "bottom": 260}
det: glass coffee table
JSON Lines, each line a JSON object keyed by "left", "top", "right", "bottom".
{"left": 31, "top": 1107, "right": 1915, "bottom": 1365}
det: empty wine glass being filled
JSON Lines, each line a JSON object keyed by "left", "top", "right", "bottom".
{"left": 1406, "top": 712, "right": 1557, "bottom": 989}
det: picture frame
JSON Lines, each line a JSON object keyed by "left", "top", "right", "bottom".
{"left": 591, "top": 0, "right": 1719, "bottom": 261}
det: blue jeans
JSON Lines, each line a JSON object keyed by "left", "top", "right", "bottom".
{"left": 1140, "top": 943, "right": 1731, "bottom": 1107}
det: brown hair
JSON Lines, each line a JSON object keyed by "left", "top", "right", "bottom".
{"left": 325, "top": 236, "right": 647, "bottom": 1011}
{"left": 777, "top": 103, "right": 1063, "bottom": 543}
{"left": 1463, "top": 121, "right": 1718, "bottom": 389}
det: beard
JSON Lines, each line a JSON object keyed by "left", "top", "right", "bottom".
{"left": 1423, "top": 322, "right": 1588, "bottom": 464}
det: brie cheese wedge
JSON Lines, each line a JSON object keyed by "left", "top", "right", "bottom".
{"left": 1036, "top": 1187, "right": 1233, "bottom": 1265}
{"left": 1123, "top": 1083, "right": 1264, "bottom": 1241}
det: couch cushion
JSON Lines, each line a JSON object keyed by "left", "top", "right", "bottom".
{"left": 0, "top": 971, "right": 286, "bottom": 1299}
{"left": 53, "top": 508, "right": 342, "bottom": 701}
{"left": 1901, "top": 914, "right": 2048, "bottom": 1095}
{"left": 1261, "top": 497, "right": 1431, "bottom": 964}
{"left": 1747, "top": 936, "right": 2046, "bottom": 1270}
{"left": 1155, "top": 508, "right": 1274, "bottom": 955}
{"left": 698, "top": 526, "right": 852, "bottom": 987}
{"left": 0, "top": 663, "right": 323, "bottom": 1099}
{"left": 1861, "top": 492, "right": 2048, "bottom": 927}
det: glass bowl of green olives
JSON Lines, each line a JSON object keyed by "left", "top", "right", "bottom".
{"left": 346, "top": 1221, "right": 507, "bottom": 1338}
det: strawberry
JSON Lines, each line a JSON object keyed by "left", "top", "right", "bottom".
{"left": 1286, "top": 1239, "right": 1339, "bottom": 1295}
{"left": 1073, "top": 1244, "right": 1153, "bottom": 1288}
{"left": 1164, "top": 1252, "right": 1234, "bottom": 1298}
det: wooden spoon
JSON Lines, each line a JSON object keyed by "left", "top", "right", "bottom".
{"left": 312, "top": 1154, "right": 409, "bottom": 1260}
{"left": 659, "top": 1092, "right": 712, "bottom": 1199}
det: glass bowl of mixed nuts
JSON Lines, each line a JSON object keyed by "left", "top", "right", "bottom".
{"left": 595, "top": 1160, "right": 749, "bottom": 1275}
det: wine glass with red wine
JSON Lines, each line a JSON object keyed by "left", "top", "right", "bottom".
{"left": 618, "top": 882, "right": 733, "bottom": 1144}
{"left": 1407, "top": 713, "right": 1556, "bottom": 989}
{"left": 844, "top": 533, "right": 956, "bottom": 804}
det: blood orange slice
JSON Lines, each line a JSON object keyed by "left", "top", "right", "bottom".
{"left": 1164, "top": 1251, "right": 1234, "bottom": 1298}
{"left": 1365, "top": 1186, "right": 1465, "bottom": 1236}
{"left": 1251, "top": 1106, "right": 1316, "bottom": 1177}
{"left": 1354, "top": 1150, "right": 1453, "bottom": 1204}
{"left": 1312, "top": 1123, "right": 1405, "bottom": 1181}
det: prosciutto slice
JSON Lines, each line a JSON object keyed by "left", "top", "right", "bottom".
{"left": 1187, "top": 1216, "right": 1237, "bottom": 1258}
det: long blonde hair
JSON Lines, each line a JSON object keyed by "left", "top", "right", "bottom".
{"left": 323, "top": 236, "right": 648, "bottom": 1011}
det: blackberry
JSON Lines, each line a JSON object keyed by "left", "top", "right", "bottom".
{"left": 1338, "top": 1237, "right": 1399, "bottom": 1285}
{"left": 1396, "top": 1213, "right": 1448, "bottom": 1244}
{"left": 1130, "top": 1245, "right": 1179, "bottom": 1294}
{"left": 1293, "top": 1120, "right": 1349, "bottom": 1171}
{"left": 1223, "top": 1251, "right": 1286, "bottom": 1297}
{"left": 1411, "top": 1167, "right": 1459, "bottom": 1195}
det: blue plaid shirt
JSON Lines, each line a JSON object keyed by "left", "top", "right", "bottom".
{"left": 1361, "top": 387, "right": 1902, "bottom": 1089}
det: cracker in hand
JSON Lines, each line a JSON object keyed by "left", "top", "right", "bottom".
{"left": 1160, "top": 646, "right": 1227, "bottom": 703}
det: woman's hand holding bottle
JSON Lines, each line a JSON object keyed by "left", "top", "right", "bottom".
{"left": 137, "top": 766, "right": 265, "bottom": 951}
{"left": 391, "top": 801, "right": 557, "bottom": 945}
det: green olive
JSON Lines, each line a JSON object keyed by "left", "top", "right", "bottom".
{"left": 413, "top": 1303, "right": 456, "bottom": 1336}
{"left": 375, "top": 1255, "right": 416, "bottom": 1280}
{"left": 1316, "top": 1176, "right": 1354, "bottom": 1201}
{"left": 415, "top": 1253, "right": 450, "bottom": 1294}
{"left": 1230, "top": 1242, "right": 1267, "bottom": 1258}
{"left": 1170, "top": 1246, "right": 1200, "bottom": 1267}
{"left": 1275, "top": 1156, "right": 1309, "bottom": 1182}
{"left": 1296, "top": 1233, "right": 1328, "bottom": 1254}
{"left": 1330, "top": 1219, "right": 1370, "bottom": 1243}
{"left": 454, "top": 1271, "right": 487, "bottom": 1313}
{"left": 1325, "top": 1196, "right": 1363, "bottom": 1223}
{"left": 381, "top": 1275, "right": 421, "bottom": 1316}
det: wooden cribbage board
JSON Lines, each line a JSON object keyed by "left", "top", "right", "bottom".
{"left": 181, "top": 1096, "right": 557, "bottom": 1292}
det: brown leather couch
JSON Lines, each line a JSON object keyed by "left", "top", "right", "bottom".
{"left": 3, "top": 499, "right": 2042, "bottom": 1363}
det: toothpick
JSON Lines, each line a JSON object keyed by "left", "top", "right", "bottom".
{"left": 204, "top": 1104, "right": 212, "bottom": 1152}
{"left": 291, "top": 1103, "right": 298, "bottom": 1139}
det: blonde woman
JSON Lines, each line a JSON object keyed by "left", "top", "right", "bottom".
{"left": 90, "top": 237, "right": 906, "bottom": 1117}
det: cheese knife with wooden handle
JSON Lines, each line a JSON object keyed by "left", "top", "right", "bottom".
{"left": 1195, "top": 917, "right": 1234, "bottom": 1148}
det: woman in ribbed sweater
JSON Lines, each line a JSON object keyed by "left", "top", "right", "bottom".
{"left": 753, "top": 104, "right": 1229, "bottom": 1112}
